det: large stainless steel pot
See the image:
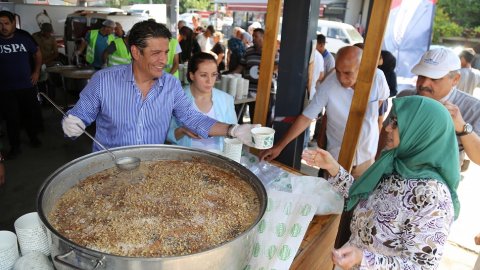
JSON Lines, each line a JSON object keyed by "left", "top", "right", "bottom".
{"left": 37, "top": 145, "right": 267, "bottom": 270}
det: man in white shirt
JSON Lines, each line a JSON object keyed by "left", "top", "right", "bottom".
{"left": 309, "top": 49, "right": 325, "bottom": 100}
{"left": 196, "top": 25, "right": 215, "bottom": 52}
{"left": 304, "top": 47, "right": 325, "bottom": 148}
{"left": 260, "top": 46, "right": 389, "bottom": 177}
{"left": 457, "top": 50, "right": 480, "bottom": 95}
{"left": 316, "top": 34, "right": 335, "bottom": 76}
{"left": 309, "top": 34, "right": 335, "bottom": 146}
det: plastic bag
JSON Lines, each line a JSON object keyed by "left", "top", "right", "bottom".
{"left": 290, "top": 176, "right": 344, "bottom": 215}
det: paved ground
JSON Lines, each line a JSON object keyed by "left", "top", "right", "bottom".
{"left": 0, "top": 104, "right": 93, "bottom": 231}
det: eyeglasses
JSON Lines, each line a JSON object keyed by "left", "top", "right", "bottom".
{"left": 390, "top": 117, "right": 398, "bottom": 129}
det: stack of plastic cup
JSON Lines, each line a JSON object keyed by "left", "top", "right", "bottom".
{"left": 223, "top": 138, "right": 243, "bottom": 163}
{"left": 220, "top": 74, "right": 230, "bottom": 92}
{"left": 242, "top": 79, "right": 250, "bottom": 98}
{"left": 0, "top": 231, "right": 20, "bottom": 270}
{"left": 14, "top": 212, "right": 51, "bottom": 256}
{"left": 235, "top": 78, "right": 245, "bottom": 100}
{"left": 214, "top": 80, "right": 222, "bottom": 90}
{"left": 178, "top": 64, "right": 184, "bottom": 83}
{"left": 182, "top": 63, "right": 189, "bottom": 84}
{"left": 227, "top": 76, "right": 238, "bottom": 98}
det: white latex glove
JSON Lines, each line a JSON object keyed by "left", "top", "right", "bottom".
{"left": 232, "top": 124, "right": 261, "bottom": 147}
{"left": 62, "top": 115, "right": 86, "bottom": 137}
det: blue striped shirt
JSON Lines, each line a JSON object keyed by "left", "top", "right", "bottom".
{"left": 67, "top": 64, "right": 217, "bottom": 152}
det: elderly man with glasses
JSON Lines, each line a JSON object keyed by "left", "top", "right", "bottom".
{"left": 379, "top": 48, "right": 480, "bottom": 171}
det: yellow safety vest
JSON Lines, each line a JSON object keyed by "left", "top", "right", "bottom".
{"left": 108, "top": 38, "right": 131, "bottom": 66}
{"left": 86, "top": 30, "right": 115, "bottom": 64}
{"left": 165, "top": 38, "right": 179, "bottom": 78}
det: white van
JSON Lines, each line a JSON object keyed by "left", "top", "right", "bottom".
{"left": 127, "top": 4, "right": 167, "bottom": 24}
{"left": 316, "top": 19, "right": 364, "bottom": 54}
{"left": 278, "top": 18, "right": 363, "bottom": 54}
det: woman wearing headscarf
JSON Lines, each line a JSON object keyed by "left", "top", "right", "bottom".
{"left": 303, "top": 96, "right": 460, "bottom": 269}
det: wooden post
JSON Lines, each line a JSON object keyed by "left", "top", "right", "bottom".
{"left": 334, "top": 0, "right": 393, "bottom": 248}
{"left": 251, "top": 0, "right": 282, "bottom": 126}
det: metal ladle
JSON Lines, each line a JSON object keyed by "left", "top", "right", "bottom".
{"left": 39, "top": 92, "right": 141, "bottom": 171}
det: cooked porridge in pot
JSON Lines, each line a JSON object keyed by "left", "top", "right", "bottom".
{"left": 49, "top": 160, "right": 260, "bottom": 257}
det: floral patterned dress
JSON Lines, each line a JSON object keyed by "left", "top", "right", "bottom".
{"left": 329, "top": 167, "right": 454, "bottom": 269}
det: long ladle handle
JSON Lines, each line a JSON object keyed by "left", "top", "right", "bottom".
{"left": 38, "top": 92, "right": 117, "bottom": 161}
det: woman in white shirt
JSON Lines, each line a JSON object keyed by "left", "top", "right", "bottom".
{"left": 168, "top": 52, "right": 237, "bottom": 151}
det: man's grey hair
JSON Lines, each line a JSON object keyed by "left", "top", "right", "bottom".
{"left": 447, "top": 70, "right": 460, "bottom": 78}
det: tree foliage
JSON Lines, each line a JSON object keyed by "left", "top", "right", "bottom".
{"left": 179, "top": 0, "right": 212, "bottom": 13}
{"left": 436, "top": 0, "right": 480, "bottom": 38}
{"left": 438, "top": 0, "right": 480, "bottom": 28}
{"left": 432, "top": 6, "right": 463, "bottom": 43}
{"left": 132, "top": 0, "right": 165, "bottom": 4}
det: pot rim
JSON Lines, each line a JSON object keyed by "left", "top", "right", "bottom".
{"left": 37, "top": 144, "right": 267, "bottom": 260}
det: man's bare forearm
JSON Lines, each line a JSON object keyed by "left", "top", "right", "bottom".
{"left": 460, "top": 132, "right": 480, "bottom": 165}
{"left": 275, "top": 114, "right": 312, "bottom": 149}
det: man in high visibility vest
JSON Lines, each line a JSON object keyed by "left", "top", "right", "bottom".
{"left": 103, "top": 33, "right": 131, "bottom": 67}
{"left": 76, "top": 19, "right": 115, "bottom": 69}
{"left": 165, "top": 37, "right": 180, "bottom": 78}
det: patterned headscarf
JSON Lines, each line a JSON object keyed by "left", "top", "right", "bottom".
{"left": 347, "top": 96, "right": 461, "bottom": 219}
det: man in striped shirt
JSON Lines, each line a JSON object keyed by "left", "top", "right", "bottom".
{"left": 234, "top": 28, "right": 279, "bottom": 126}
{"left": 62, "top": 20, "right": 256, "bottom": 151}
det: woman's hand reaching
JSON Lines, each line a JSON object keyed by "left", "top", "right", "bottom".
{"left": 302, "top": 148, "right": 340, "bottom": 176}
{"left": 332, "top": 246, "right": 363, "bottom": 270}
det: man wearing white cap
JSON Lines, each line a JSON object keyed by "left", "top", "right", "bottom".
{"left": 380, "top": 48, "right": 480, "bottom": 170}
{"left": 76, "top": 19, "right": 115, "bottom": 69}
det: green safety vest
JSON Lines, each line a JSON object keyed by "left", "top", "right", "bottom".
{"left": 108, "top": 38, "right": 131, "bottom": 66}
{"left": 86, "top": 30, "right": 115, "bottom": 64}
{"left": 165, "top": 38, "right": 179, "bottom": 78}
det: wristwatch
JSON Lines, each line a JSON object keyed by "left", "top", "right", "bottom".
{"left": 456, "top": 123, "right": 473, "bottom": 136}
{"left": 227, "top": 124, "right": 238, "bottom": 139}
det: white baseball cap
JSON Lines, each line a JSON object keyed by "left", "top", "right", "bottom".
{"left": 411, "top": 48, "right": 461, "bottom": 79}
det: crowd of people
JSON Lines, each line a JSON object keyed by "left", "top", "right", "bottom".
{"left": 2, "top": 8, "right": 480, "bottom": 269}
